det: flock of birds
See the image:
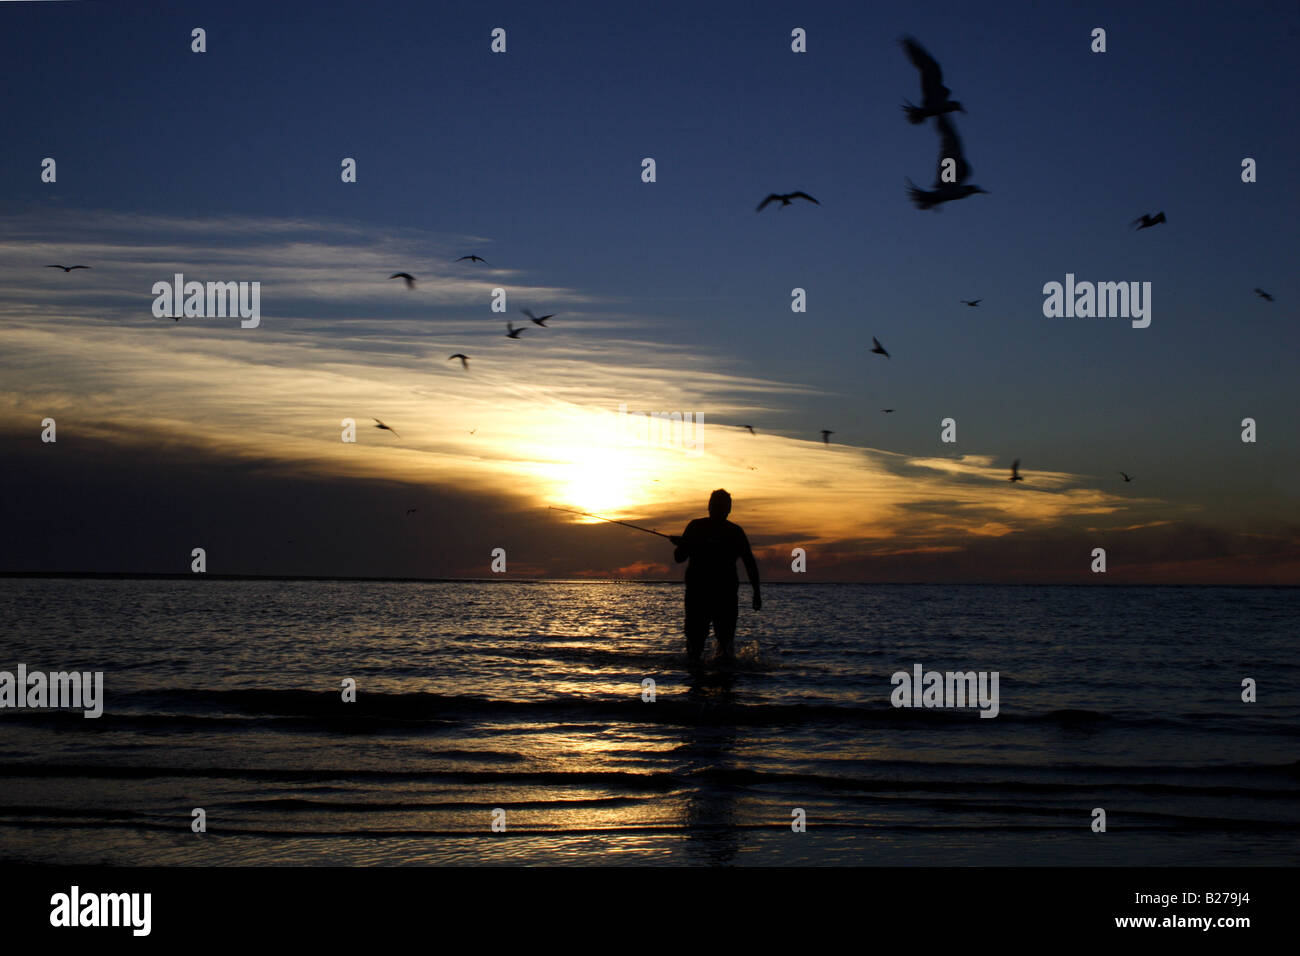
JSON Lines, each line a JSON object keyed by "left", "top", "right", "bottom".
{"left": 39, "top": 36, "right": 1278, "bottom": 496}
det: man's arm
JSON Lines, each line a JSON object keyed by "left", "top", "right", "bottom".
{"left": 739, "top": 528, "right": 761, "bottom": 610}
{"left": 671, "top": 524, "right": 693, "bottom": 564}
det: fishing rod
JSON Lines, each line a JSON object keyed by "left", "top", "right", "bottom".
{"left": 548, "top": 506, "right": 673, "bottom": 540}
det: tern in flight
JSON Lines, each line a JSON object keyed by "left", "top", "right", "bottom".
{"left": 907, "top": 114, "right": 987, "bottom": 209}
{"left": 522, "top": 309, "right": 554, "bottom": 326}
{"left": 900, "top": 36, "right": 965, "bottom": 124}
{"left": 372, "top": 418, "right": 400, "bottom": 438}
{"left": 505, "top": 323, "right": 524, "bottom": 338}
{"left": 820, "top": 430, "right": 834, "bottom": 444}
{"left": 1119, "top": 471, "right": 1133, "bottom": 482}
{"left": 1132, "top": 212, "right": 1166, "bottom": 230}
{"left": 46, "top": 264, "right": 90, "bottom": 272}
{"left": 1009, "top": 459, "right": 1024, "bottom": 482}
{"left": 456, "top": 255, "right": 487, "bottom": 263}
{"left": 389, "top": 272, "right": 416, "bottom": 289}
{"left": 756, "top": 191, "right": 819, "bottom": 212}
{"left": 870, "top": 336, "right": 891, "bottom": 358}
{"left": 1253, "top": 288, "right": 1273, "bottom": 302}
{"left": 961, "top": 299, "right": 981, "bottom": 307}
{"left": 449, "top": 353, "right": 469, "bottom": 369}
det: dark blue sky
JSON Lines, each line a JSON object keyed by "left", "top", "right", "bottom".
{"left": 2, "top": 0, "right": 1296, "bottom": 580}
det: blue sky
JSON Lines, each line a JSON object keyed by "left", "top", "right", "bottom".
{"left": 1, "top": 0, "right": 1296, "bottom": 581}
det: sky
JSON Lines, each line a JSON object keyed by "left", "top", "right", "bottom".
{"left": 1, "top": 0, "right": 1297, "bottom": 583}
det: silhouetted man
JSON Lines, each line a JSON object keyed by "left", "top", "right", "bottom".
{"left": 670, "top": 489, "right": 761, "bottom": 663}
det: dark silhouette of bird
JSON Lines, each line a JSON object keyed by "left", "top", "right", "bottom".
{"left": 820, "top": 430, "right": 834, "bottom": 444}
{"left": 1009, "top": 459, "right": 1024, "bottom": 482}
{"left": 456, "top": 255, "right": 487, "bottom": 263}
{"left": 1132, "top": 212, "right": 1166, "bottom": 230}
{"left": 389, "top": 272, "right": 415, "bottom": 288}
{"left": 1119, "top": 471, "right": 1133, "bottom": 482}
{"left": 899, "top": 36, "right": 965, "bottom": 124}
{"left": 741, "top": 425, "right": 755, "bottom": 435}
{"left": 882, "top": 409, "right": 895, "bottom": 413}
{"left": 961, "top": 299, "right": 981, "bottom": 307}
{"left": 870, "top": 336, "right": 890, "bottom": 358}
{"left": 405, "top": 508, "right": 418, "bottom": 516}
{"left": 46, "top": 264, "right": 90, "bottom": 272}
{"left": 757, "top": 191, "right": 819, "bottom": 212}
{"left": 372, "top": 418, "right": 400, "bottom": 438}
{"left": 522, "top": 309, "right": 554, "bottom": 326}
{"left": 908, "top": 115, "right": 986, "bottom": 209}
{"left": 449, "top": 353, "right": 469, "bottom": 369}
{"left": 1254, "top": 288, "right": 1274, "bottom": 302}
{"left": 505, "top": 323, "right": 524, "bottom": 338}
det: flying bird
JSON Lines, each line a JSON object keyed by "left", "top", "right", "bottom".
{"left": 899, "top": 36, "right": 965, "bottom": 124}
{"left": 522, "top": 309, "right": 554, "bottom": 326}
{"left": 1132, "top": 212, "right": 1166, "bottom": 230}
{"left": 961, "top": 299, "right": 981, "bottom": 307}
{"left": 46, "top": 264, "right": 90, "bottom": 272}
{"left": 820, "top": 430, "right": 834, "bottom": 444}
{"left": 1009, "top": 459, "right": 1024, "bottom": 482}
{"left": 1253, "top": 288, "right": 1274, "bottom": 302}
{"left": 456, "top": 255, "right": 487, "bottom": 263}
{"left": 1119, "top": 472, "right": 1133, "bottom": 482}
{"left": 405, "top": 508, "right": 418, "bottom": 516}
{"left": 389, "top": 272, "right": 416, "bottom": 288}
{"left": 372, "top": 418, "right": 400, "bottom": 438}
{"left": 505, "top": 323, "right": 524, "bottom": 338}
{"left": 741, "top": 425, "right": 755, "bottom": 435}
{"left": 449, "top": 353, "right": 469, "bottom": 369}
{"left": 756, "top": 191, "right": 819, "bottom": 212}
{"left": 882, "top": 409, "right": 895, "bottom": 413}
{"left": 907, "top": 114, "right": 987, "bottom": 209}
{"left": 870, "top": 336, "right": 890, "bottom": 358}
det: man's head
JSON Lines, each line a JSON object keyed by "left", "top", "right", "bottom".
{"left": 708, "top": 488, "right": 732, "bottom": 519}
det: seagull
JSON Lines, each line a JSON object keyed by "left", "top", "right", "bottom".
{"left": 899, "top": 36, "right": 965, "bottom": 124}
{"left": 907, "top": 114, "right": 987, "bottom": 209}
{"left": 522, "top": 309, "right": 554, "bottom": 326}
{"left": 1119, "top": 471, "right": 1133, "bottom": 482}
{"left": 742, "top": 425, "right": 755, "bottom": 435}
{"left": 449, "top": 353, "right": 469, "bottom": 369}
{"left": 405, "top": 508, "right": 418, "bottom": 516}
{"left": 372, "top": 418, "right": 400, "bottom": 438}
{"left": 882, "top": 409, "right": 895, "bottom": 413}
{"left": 1254, "top": 288, "right": 1274, "bottom": 302}
{"left": 1132, "top": 212, "right": 1166, "bottom": 230}
{"left": 46, "top": 264, "right": 90, "bottom": 272}
{"left": 820, "top": 430, "right": 834, "bottom": 444}
{"left": 961, "top": 299, "right": 981, "bottom": 307}
{"left": 505, "top": 322, "right": 524, "bottom": 338}
{"left": 756, "top": 191, "right": 819, "bottom": 212}
{"left": 1009, "top": 459, "right": 1024, "bottom": 482}
{"left": 389, "top": 272, "right": 416, "bottom": 288}
{"left": 870, "top": 336, "right": 890, "bottom": 358}
{"left": 456, "top": 255, "right": 487, "bottom": 263}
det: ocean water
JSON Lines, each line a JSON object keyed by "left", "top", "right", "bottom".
{"left": 0, "top": 579, "right": 1296, "bottom": 866}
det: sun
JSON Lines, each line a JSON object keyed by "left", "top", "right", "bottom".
{"left": 554, "top": 443, "right": 654, "bottom": 517}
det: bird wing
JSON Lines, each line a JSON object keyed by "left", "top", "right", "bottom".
{"left": 789, "top": 191, "right": 819, "bottom": 204}
{"left": 756, "top": 195, "right": 778, "bottom": 211}
{"left": 45, "top": 265, "right": 65, "bottom": 269}
{"left": 1011, "top": 459, "right": 1020, "bottom": 471}
{"left": 872, "top": 336, "right": 883, "bottom": 350}
{"left": 521, "top": 309, "right": 536, "bottom": 320}
{"left": 69, "top": 265, "right": 90, "bottom": 270}
{"left": 1153, "top": 212, "right": 1166, "bottom": 224}
{"left": 933, "top": 114, "right": 971, "bottom": 185}
{"left": 901, "top": 36, "right": 948, "bottom": 103}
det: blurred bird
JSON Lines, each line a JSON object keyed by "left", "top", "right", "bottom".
{"left": 757, "top": 191, "right": 819, "bottom": 211}
{"left": 1119, "top": 471, "right": 1133, "bottom": 482}
{"left": 389, "top": 272, "right": 415, "bottom": 288}
{"left": 908, "top": 115, "right": 987, "bottom": 209}
{"left": 506, "top": 323, "right": 524, "bottom": 338}
{"left": 449, "top": 353, "right": 469, "bottom": 369}
{"left": 871, "top": 336, "right": 891, "bottom": 358}
{"left": 742, "top": 425, "right": 755, "bottom": 435}
{"left": 405, "top": 508, "right": 418, "bottom": 516}
{"left": 1132, "top": 212, "right": 1166, "bottom": 230}
{"left": 456, "top": 255, "right": 487, "bottom": 263}
{"left": 882, "top": 409, "right": 895, "bottom": 413}
{"left": 961, "top": 299, "right": 981, "bottom": 307}
{"left": 820, "top": 430, "right": 834, "bottom": 444}
{"left": 373, "top": 418, "right": 400, "bottom": 438}
{"left": 46, "top": 264, "right": 90, "bottom": 272}
{"left": 900, "top": 36, "right": 965, "bottom": 124}
{"left": 1009, "top": 459, "right": 1024, "bottom": 482}
{"left": 522, "top": 309, "right": 554, "bottom": 326}
{"left": 1254, "top": 288, "right": 1274, "bottom": 302}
